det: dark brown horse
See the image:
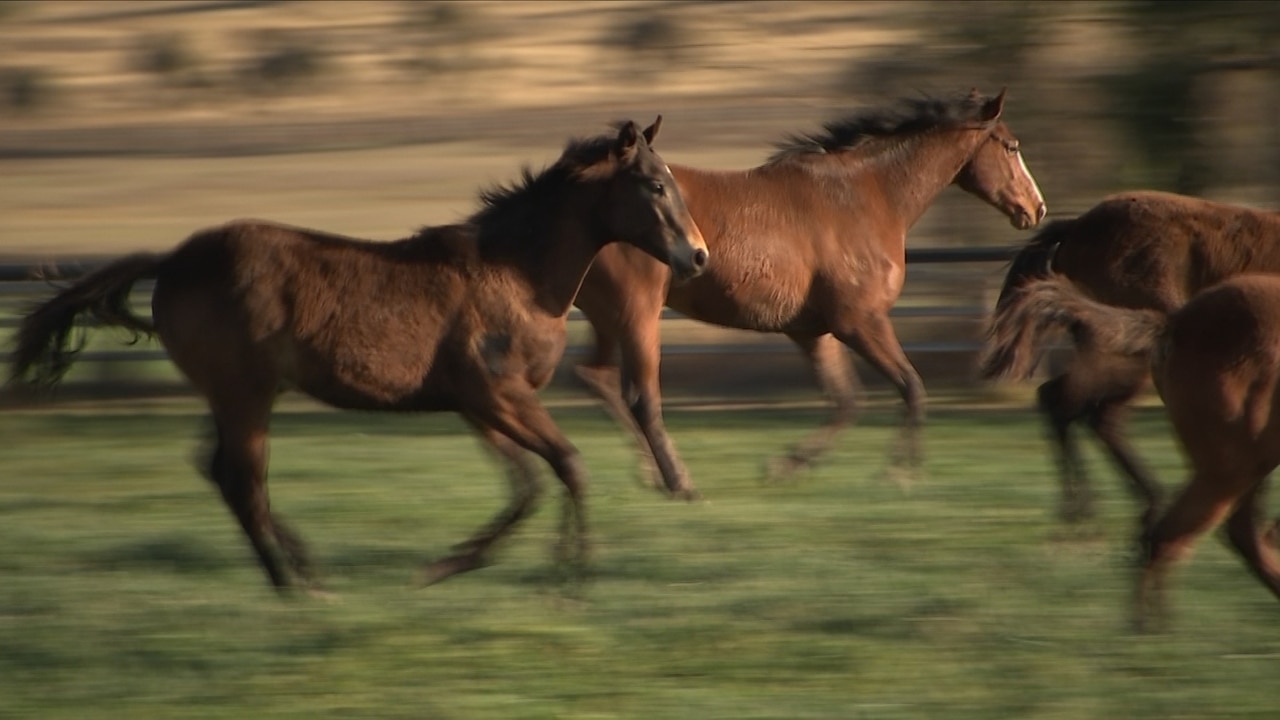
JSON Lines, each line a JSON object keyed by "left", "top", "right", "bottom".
{"left": 574, "top": 90, "right": 1046, "bottom": 497}
{"left": 8, "top": 120, "right": 708, "bottom": 592}
{"left": 984, "top": 273, "right": 1280, "bottom": 630}
{"left": 979, "top": 191, "right": 1280, "bottom": 529}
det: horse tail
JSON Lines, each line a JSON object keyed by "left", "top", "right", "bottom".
{"left": 978, "top": 275, "right": 1166, "bottom": 382}
{"left": 992, "top": 218, "right": 1075, "bottom": 310}
{"left": 9, "top": 253, "right": 164, "bottom": 389}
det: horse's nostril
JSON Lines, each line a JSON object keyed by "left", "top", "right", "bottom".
{"left": 693, "top": 248, "right": 709, "bottom": 269}
{"left": 1037, "top": 203, "right": 1047, "bottom": 222}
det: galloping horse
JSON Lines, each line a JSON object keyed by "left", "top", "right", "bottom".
{"left": 983, "top": 274, "right": 1280, "bottom": 630}
{"left": 9, "top": 120, "right": 708, "bottom": 592}
{"left": 979, "top": 191, "right": 1280, "bottom": 528}
{"left": 574, "top": 90, "right": 1046, "bottom": 498}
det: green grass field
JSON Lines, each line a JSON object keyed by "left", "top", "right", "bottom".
{"left": 2, "top": 400, "right": 1278, "bottom": 719}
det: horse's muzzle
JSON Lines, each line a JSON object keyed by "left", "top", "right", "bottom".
{"left": 672, "top": 247, "right": 709, "bottom": 283}
{"left": 1012, "top": 202, "right": 1047, "bottom": 230}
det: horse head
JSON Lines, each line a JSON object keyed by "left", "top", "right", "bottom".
{"left": 605, "top": 117, "right": 709, "bottom": 281}
{"left": 954, "top": 89, "right": 1047, "bottom": 230}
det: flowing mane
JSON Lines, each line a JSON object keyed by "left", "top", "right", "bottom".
{"left": 460, "top": 133, "right": 619, "bottom": 255}
{"left": 768, "top": 92, "right": 998, "bottom": 164}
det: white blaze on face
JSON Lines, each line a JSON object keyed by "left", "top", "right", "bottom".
{"left": 1015, "top": 151, "right": 1044, "bottom": 209}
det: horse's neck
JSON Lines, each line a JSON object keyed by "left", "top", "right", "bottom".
{"left": 514, "top": 208, "right": 603, "bottom": 319}
{"left": 850, "top": 130, "right": 984, "bottom": 228}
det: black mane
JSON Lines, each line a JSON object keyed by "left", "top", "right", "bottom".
{"left": 769, "top": 92, "right": 996, "bottom": 164}
{"left": 454, "top": 133, "right": 618, "bottom": 255}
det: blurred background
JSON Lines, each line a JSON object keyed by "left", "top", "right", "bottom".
{"left": 7, "top": 6, "right": 1280, "bottom": 717}
{"left": 3, "top": 0, "right": 1280, "bottom": 400}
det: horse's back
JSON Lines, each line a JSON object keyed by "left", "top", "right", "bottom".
{"left": 1052, "top": 192, "right": 1280, "bottom": 311}
{"left": 151, "top": 219, "right": 478, "bottom": 409}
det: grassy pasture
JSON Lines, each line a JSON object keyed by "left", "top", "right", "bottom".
{"left": 2, "top": 401, "right": 1279, "bottom": 719}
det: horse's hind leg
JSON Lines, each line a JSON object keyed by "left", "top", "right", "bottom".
{"left": 1224, "top": 478, "right": 1280, "bottom": 601}
{"left": 835, "top": 312, "right": 926, "bottom": 487}
{"left": 204, "top": 412, "right": 292, "bottom": 592}
{"left": 1037, "top": 375, "right": 1093, "bottom": 522}
{"left": 1086, "top": 398, "right": 1163, "bottom": 532}
{"left": 766, "top": 333, "right": 860, "bottom": 481}
{"left": 1136, "top": 470, "right": 1237, "bottom": 631}
{"left": 420, "top": 424, "right": 544, "bottom": 586}
{"left": 202, "top": 388, "right": 317, "bottom": 593}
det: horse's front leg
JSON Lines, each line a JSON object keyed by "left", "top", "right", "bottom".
{"left": 573, "top": 316, "right": 662, "bottom": 491}
{"left": 419, "top": 422, "right": 544, "bottom": 587}
{"left": 835, "top": 311, "right": 926, "bottom": 489}
{"left": 766, "top": 332, "right": 861, "bottom": 481}
{"left": 423, "top": 390, "right": 591, "bottom": 585}
{"left": 620, "top": 316, "right": 699, "bottom": 500}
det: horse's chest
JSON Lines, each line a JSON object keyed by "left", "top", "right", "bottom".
{"left": 671, "top": 239, "right": 810, "bottom": 331}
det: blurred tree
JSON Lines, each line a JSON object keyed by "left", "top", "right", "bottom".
{"left": 130, "top": 33, "right": 211, "bottom": 92}
{"left": 602, "top": 9, "right": 694, "bottom": 77}
{"left": 397, "top": 1, "right": 485, "bottom": 77}
{"left": 1097, "top": 0, "right": 1280, "bottom": 193}
{"left": 847, "top": 1, "right": 1050, "bottom": 98}
{"left": 238, "top": 31, "right": 329, "bottom": 95}
{"left": 0, "top": 66, "right": 52, "bottom": 113}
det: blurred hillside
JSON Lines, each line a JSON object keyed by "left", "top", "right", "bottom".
{"left": 2, "top": 0, "right": 1279, "bottom": 255}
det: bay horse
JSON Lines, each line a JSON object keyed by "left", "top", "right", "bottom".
{"left": 983, "top": 273, "right": 1280, "bottom": 630}
{"left": 8, "top": 119, "right": 709, "bottom": 593}
{"left": 574, "top": 89, "right": 1046, "bottom": 498}
{"left": 979, "top": 191, "right": 1280, "bottom": 529}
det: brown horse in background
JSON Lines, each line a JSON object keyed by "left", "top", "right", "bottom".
{"left": 984, "top": 274, "right": 1280, "bottom": 630}
{"left": 574, "top": 89, "right": 1046, "bottom": 498}
{"left": 979, "top": 191, "right": 1280, "bottom": 529}
{"left": 8, "top": 120, "right": 708, "bottom": 592}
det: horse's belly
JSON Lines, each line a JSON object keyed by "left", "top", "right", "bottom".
{"left": 301, "top": 383, "right": 458, "bottom": 413}
{"left": 292, "top": 371, "right": 456, "bottom": 412}
{"left": 666, "top": 274, "right": 807, "bottom": 333}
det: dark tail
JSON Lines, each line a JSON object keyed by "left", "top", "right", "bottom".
{"left": 978, "top": 275, "right": 1166, "bottom": 381}
{"left": 9, "top": 253, "right": 163, "bottom": 389}
{"left": 992, "top": 218, "right": 1074, "bottom": 311}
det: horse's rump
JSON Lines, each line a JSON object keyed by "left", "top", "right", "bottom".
{"left": 993, "top": 218, "right": 1077, "bottom": 310}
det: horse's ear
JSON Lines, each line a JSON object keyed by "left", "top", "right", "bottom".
{"left": 615, "top": 120, "right": 641, "bottom": 162}
{"left": 643, "top": 115, "right": 662, "bottom": 146}
{"left": 980, "top": 87, "right": 1007, "bottom": 122}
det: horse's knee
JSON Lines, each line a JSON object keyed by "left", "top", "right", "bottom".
{"left": 627, "top": 389, "right": 658, "bottom": 424}
{"left": 548, "top": 449, "right": 587, "bottom": 494}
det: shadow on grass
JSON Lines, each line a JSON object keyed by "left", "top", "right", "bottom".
{"left": 82, "top": 534, "right": 236, "bottom": 574}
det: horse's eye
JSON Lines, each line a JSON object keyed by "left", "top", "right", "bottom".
{"left": 650, "top": 181, "right": 665, "bottom": 196}
{"left": 1006, "top": 141, "right": 1020, "bottom": 154}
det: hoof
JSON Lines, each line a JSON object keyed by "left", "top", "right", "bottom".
{"left": 305, "top": 586, "right": 341, "bottom": 602}
{"left": 669, "top": 486, "right": 703, "bottom": 502}
{"left": 879, "top": 464, "right": 920, "bottom": 494}
{"left": 633, "top": 455, "right": 664, "bottom": 491}
{"left": 763, "top": 454, "right": 808, "bottom": 483}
